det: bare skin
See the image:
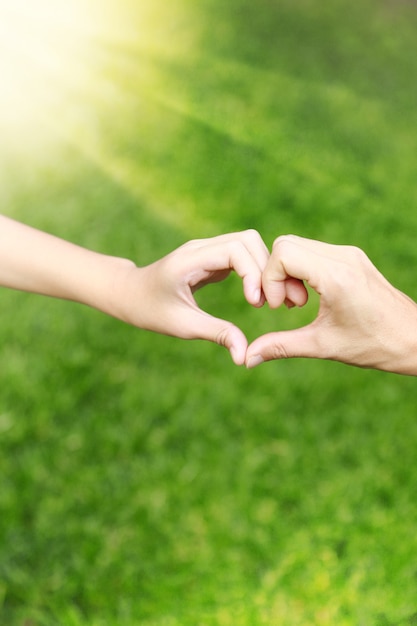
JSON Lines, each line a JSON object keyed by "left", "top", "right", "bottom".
{"left": 3, "top": 218, "right": 417, "bottom": 374}
{"left": 246, "top": 235, "right": 417, "bottom": 375}
{"left": 0, "top": 215, "right": 269, "bottom": 365}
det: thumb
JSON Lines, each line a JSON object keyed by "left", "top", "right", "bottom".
{"left": 246, "top": 325, "right": 318, "bottom": 368}
{"left": 182, "top": 307, "right": 248, "bottom": 366}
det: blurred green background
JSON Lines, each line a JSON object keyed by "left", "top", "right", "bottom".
{"left": 1, "top": 0, "right": 417, "bottom": 624}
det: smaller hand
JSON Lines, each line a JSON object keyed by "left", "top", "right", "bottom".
{"left": 119, "top": 230, "right": 269, "bottom": 365}
{"left": 246, "top": 235, "right": 417, "bottom": 375}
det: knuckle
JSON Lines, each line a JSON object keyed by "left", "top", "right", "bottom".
{"left": 345, "top": 245, "right": 368, "bottom": 264}
{"left": 272, "top": 234, "right": 296, "bottom": 256}
{"left": 242, "top": 228, "right": 262, "bottom": 241}
{"left": 215, "top": 327, "right": 230, "bottom": 348}
{"left": 333, "top": 246, "right": 371, "bottom": 291}
{"left": 272, "top": 235, "right": 286, "bottom": 248}
{"left": 271, "top": 342, "right": 290, "bottom": 360}
{"left": 182, "top": 238, "right": 204, "bottom": 249}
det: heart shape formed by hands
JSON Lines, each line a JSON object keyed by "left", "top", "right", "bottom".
{"left": 3, "top": 216, "right": 409, "bottom": 375}
{"left": 183, "top": 232, "right": 414, "bottom": 375}
{"left": 175, "top": 230, "right": 310, "bottom": 366}
{"left": 142, "top": 229, "right": 414, "bottom": 375}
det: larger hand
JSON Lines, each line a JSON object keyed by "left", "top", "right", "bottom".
{"left": 246, "top": 235, "right": 417, "bottom": 375}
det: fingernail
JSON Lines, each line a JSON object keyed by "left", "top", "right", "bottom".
{"left": 230, "top": 345, "right": 242, "bottom": 365}
{"left": 253, "top": 288, "right": 261, "bottom": 304}
{"left": 246, "top": 355, "right": 264, "bottom": 369}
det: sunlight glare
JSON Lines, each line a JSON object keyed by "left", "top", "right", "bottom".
{"left": 0, "top": 0, "right": 98, "bottom": 134}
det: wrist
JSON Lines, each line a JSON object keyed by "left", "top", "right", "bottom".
{"left": 96, "top": 256, "right": 140, "bottom": 323}
{"left": 393, "top": 299, "right": 417, "bottom": 376}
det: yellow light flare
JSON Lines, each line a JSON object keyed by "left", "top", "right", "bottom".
{"left": 0, "top": 0, "right": 99, "bottom": 135}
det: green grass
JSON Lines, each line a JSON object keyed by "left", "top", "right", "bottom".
{"left": 2, "top": 0, "right": 417, "bottom": 624}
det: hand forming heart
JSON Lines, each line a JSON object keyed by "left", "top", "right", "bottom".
{"left": 245, "top": 234, "right": 417, "bottom": 375}
{"left": 121, "top": 229, "right": 269, "bottom": 365}
{"left": 130, "top": 230, "right": 417, "bottom": 375}
{"left": 1, "top": 217, "right": 417, "bottom": 375}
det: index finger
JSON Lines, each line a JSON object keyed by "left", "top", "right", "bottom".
{"left": 182, "top": 230, "right": 270, "bottom": 306}
{"left": 263, "top": 235, "right": 329, "bottom": 307}
{"left": 186, "top": 229, "right": 270, "bottom": 273}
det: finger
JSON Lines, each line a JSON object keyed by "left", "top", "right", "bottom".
{"left": 180, "top": 306, "right": 248, "bottom": 365}
{"left": 185, "top": 239, "right": 267, "bottom": 308}
{"left": 273, "top": 234, "right": 355, "bottom": 259}
{"left": 235, "top": 229, "right": 270, "bottom": 274}
{"left": 265, "top": 277, "right": 308, "bottom": 309}
{"left": 283, "top": 277, "right": 309, "bottom": 308}
{"left": 189, "top": 229, "right": 270, "bottom": 273}
{"left": 246, "top": 325, "right": 319, "bottom": 368}
{"left": 262, "top": 236, "right": 328, "bottom": 308}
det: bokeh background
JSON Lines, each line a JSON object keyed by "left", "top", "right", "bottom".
{"left": 1, "top": 1, "right": 417, "bottom": 624}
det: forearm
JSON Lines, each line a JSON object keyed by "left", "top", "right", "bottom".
{"left": 0, "top": 219, "right": 268, "bottom": 364}
{"left": 0, "top": 215, "right": 136, "bottom": 319}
